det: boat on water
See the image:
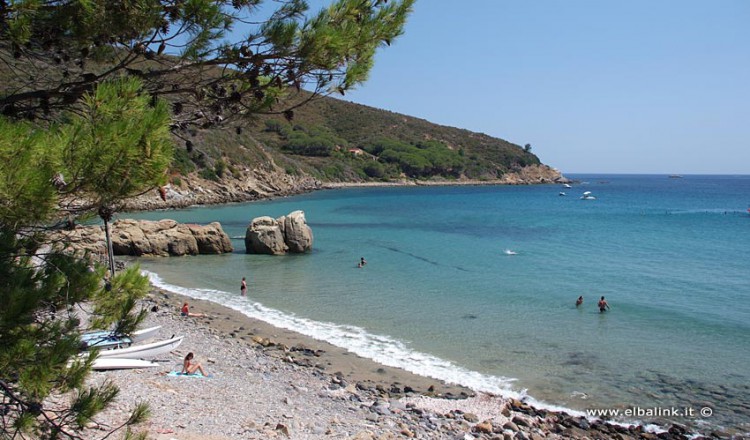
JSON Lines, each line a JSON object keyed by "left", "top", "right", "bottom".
{"left": 559, "top": 192, "right": 567, "bottom": 196}
{"left": 580, "top": 191, "right": 596, "bottom": 200}
{"left": 91, "top": 358, "right": 160, "bottom": 370}
{"left": 563, "top": 183, "right": 572, "bottom": 188}
{"left": 668, "top": 174, "right": 683, "bottom": 178}
{"left": 95, "top": 335, "right": 184, "bottom": 360}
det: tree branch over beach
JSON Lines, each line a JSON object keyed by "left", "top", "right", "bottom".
{"left": 0, "top": 1, "right": 414, "bottom": 438}
{"left": 0, "top": 0, "right": 415, "bottom": 128}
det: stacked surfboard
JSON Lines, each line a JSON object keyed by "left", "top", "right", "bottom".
{"left": 80, "top": 326, "right": 183, "bottom": 370}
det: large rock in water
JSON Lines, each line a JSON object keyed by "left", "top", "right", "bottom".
{"left": 245, "top": 211, "right": 313, "bottom": 255}
{"left": 48, "top": 219, "right": 233, "bottom": 257}
{"left": 244, "top": 216, "right": 288, "bottom": 255}
{"left": 280, "top": 210, "right": 314, "bottom": 253}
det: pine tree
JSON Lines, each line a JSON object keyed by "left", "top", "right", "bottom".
{"left": 0, "top": 78, "right": 171, "bottom": 439}
{"left": 0, "top": 0, "right": 415, "bottom": 128}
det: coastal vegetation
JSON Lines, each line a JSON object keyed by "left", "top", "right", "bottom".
{"left": 0, "top": 0, "right": 414, "bottom": 438}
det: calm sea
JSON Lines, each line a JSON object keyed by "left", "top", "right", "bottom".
{"left": 127, "top": 174, "right": 750, "bottom": 433}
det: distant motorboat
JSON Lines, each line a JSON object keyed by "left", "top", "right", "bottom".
{"left": 668, "top": 175, "right": 683, "bottom": 178}
{"left": 559, "top": 192, "right": 567, "bottom": 196}
{"left": 563, "top": 183, "right": 572, "bottom": 188}
{"left": 504, "top": 249, "right": 518, "bottom": 255}
{"left": 580, "top": 191, "right": 596, "bottom": 200}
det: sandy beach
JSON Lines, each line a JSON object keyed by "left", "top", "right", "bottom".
{"left": 74, "top": 287, "right": 713, "bottom": 440}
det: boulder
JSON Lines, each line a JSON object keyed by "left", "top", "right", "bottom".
{"left": 189, "top": 222, "right": 233, "bottom": 254}
{"left": 48, "top": 219, "right": 233, "bottom": 257}
{"left": 280, "top": 210, "right": 313, "bottom": 253}
{"left": 245, "top": 211, "right": 313, "bottom": 255}
{"left": 245, "top": 216, "right": 288, "bottom": 255}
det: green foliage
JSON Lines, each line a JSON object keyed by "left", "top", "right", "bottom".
{"left": 1, "top": 0, "right": 415, "bottom": 125}
{"left": 199, "top": 167, "right": 219, "bottom": 181}
{"left": 0, "top": 79, "right": 172, "bottom": 438}
{"left": 171, "top": 147, "right": 196, "bottom": 176}
{"left": 59, "top": 77, "right": 174, "bottom": 212}
{"left": 362, "top": 160, "right": 385, "bottom": 178}
{"left": 271, "top": 122, "right": 348, "bottom": 157}
{"left": 362, "top": 138, "right": 464, "bottom": 178}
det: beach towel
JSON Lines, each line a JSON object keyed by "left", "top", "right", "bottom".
{"left": 167, "top": 371, "right": 212, "bottom": 378}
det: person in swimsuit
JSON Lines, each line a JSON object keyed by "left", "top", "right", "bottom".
{"left": 182, "top": 352, "right": 208, "bottom": 376}
{"left": 576, "top": 296, "right": 583, "bottom": 307}
{"left": 598, "top": 296, "right": 610, "bottom": 313}
{"left": 180, "top": 302, "right": 206, "bottom": 318}
{"left": 241, "top": 277, "right": 247, "bottom": 296}
{"left": 360, "top": 257, "right": 367, "bottom": 266}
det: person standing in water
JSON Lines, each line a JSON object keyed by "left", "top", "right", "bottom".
{"left": 241, "top": 277, "right": 247, "bottom": 296}
{"left": 576, "top": 296, "right": 583, "bottom": 307}
{"left": 598, "top": 296, "right": 610, "bottom": 313}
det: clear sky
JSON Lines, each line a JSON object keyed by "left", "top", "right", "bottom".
{"left": 323, "top": 1, "right": 750, "bottom": 174}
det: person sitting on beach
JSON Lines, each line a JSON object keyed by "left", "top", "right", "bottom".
{"left": 576, "top": 296, "right": 583, "bottom": 307}
{"left": 598, "top": 296, "right": 610, "bottom": 313}
{"left": 241, "top": 277, "right": 247, "bottom": 296}
{"left": 182, "top": 352, "right": 208, "bottom": 376}
{"left": 180, "top": 302, "right": 207, "bottom": 318}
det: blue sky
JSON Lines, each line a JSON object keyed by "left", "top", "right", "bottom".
{"left": 324, "top": 1, "right": 750, "bottom": 174}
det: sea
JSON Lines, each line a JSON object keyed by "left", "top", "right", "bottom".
{"left": 126, "top": 174, "right": 750, "bottom": 434}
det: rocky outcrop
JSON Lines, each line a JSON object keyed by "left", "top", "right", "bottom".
{"left": 244, "top": 216, "right": 288, "bottom": 255}
{"left": 121, "top": 159, "right": 567, "bottom": 212}
{"left": 245, "top": 211, "right": 313, "bottom": 255}
{"left": 48, "top": 219, "right": 233, "bottom": 257}
{"left": 280, "top": 210, "right": 314, "bottom": 253}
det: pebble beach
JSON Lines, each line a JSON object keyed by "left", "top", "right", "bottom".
{"left": 76, "top": 288, "right": 716, "bottom": 440}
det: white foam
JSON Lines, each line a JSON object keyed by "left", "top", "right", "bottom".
{"left": 144, "top": 270, "right": 590, "bottom": 416}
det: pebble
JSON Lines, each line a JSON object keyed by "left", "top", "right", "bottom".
{"left": 72, "top": 296, "right": 714, "bottom": 440}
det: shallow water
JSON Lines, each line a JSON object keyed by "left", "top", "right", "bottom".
{"left": 129, "top": 174, "right": 750, "bottom": 433}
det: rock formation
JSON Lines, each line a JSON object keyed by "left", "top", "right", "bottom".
{"left": 245, "top": 210, "right": 313, "bottom": 255}
{"left": 48, "top": 219, "right": 233, "bottom": 257}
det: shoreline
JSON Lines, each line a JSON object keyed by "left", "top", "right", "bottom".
{"left": 152, "top": 288, "right": 474, "bottom": 400}
{"left": 77, "top": 284, "right": 724, "bottom": 440}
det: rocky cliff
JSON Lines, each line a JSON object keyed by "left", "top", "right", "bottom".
{"left": 123, "top": 163, "right": 568, "bottom": 212}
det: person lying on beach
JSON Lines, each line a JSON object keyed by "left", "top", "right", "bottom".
{"left": 180, "top": 302, "right": 207, "bottom": 318}
{"left": 182, "top": 352, "right": 208, "bottom": 376}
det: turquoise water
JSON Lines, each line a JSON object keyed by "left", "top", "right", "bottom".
{"left": 127, "top": 175, "right": 750, "bottom": 433}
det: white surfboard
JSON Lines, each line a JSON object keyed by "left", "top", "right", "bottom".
{"left": 91, "top": 358, "right": 160, "bottom": 370}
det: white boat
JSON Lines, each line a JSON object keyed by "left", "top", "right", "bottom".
{"left": 504, "top": 249, "right": 518, "bottom": 255}
{"left": 559, "top": 192, "right": 567, "bottom": 196}
{"left": 130, "top": 326, "right": 162, "bottom": 343}
{"left": 91, "top": 358, "right": 160, "bottom": 370}
{"left": 97, "top": 335, "right": 183, "bottom": 360}
{"left": 81, "top": 325, "right": 161, "bottom": 350}
{"left": 563, "top": 183, "right": 572, "bottom": 188}
{"left": 580, "top": 191, "right": 596, "bottom": 200}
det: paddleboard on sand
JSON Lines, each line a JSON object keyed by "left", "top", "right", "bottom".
{"left": 91, "top": 358, "right": 159, "bottom": 370}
